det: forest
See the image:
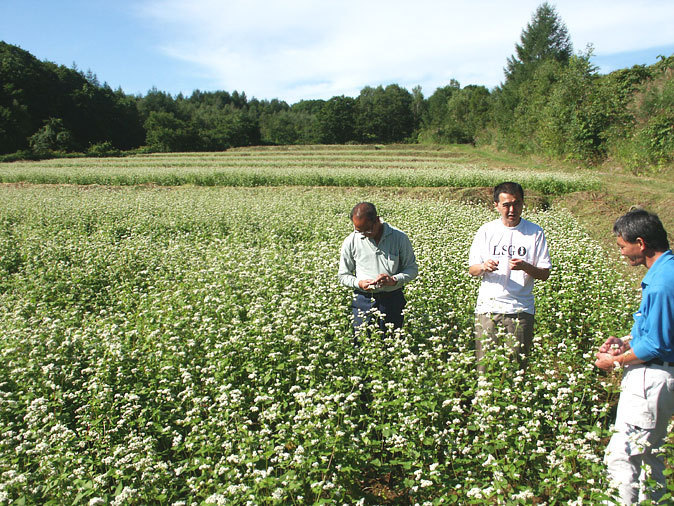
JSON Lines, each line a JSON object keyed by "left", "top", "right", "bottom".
{"left": 1, "top": 3, "right": 672, "bottom": 172}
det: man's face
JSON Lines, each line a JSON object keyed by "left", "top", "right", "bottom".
{"left": 616, "top": 235, "right": 646, "bottom": 267}
{"left": 352, "top": 215, "right": 380, "bottom": 239}
{"left": 495, "top": 192, "right": 523, "bottom": 227}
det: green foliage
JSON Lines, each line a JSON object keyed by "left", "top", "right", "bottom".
{"left": 494, "top": 3, "right": 573, "bottom": 154}
{"left": 355, "top": 84, "right": 415, "bottom": 143}
{"left": 0, "top": 42, "right": 61, "bottom": 153}
{"left": 196, "top": 109, "right": 261, "bottom": 150}
{"left": 418, "top": 82, "right": 491, "bottom": 145}
{"left": 504, "top": 2, "right": 572, "bottom": 87}
{"left": 291, "top": 99, "right": 326, "bottom": 116}
{"left": 497, "top": 59, "right": 563, "bottom": 154}
{"left": 535, "top": 53, "right": 621, "bottom": 162}
{"left": 0, "top": 42, "right": 145, "bottom": 155}
{"left": 28, "top": 117, "right": 74, "bottom": 154}
{"left": 418, "top": 81, "right": 461, "bottom": 144}
{"left": 144, "top": 111, "right": 197, "bottom": 152}
{"left": 1, "top": 31, "right": 671, "bottom": 171}
{"left": 86, "top": 141, "right": 122, "bottom": 157}
{"left": 608, "top": 57, "right": 674, "bottom": 172}
{"left": 317, "top": 96, "right": 356, "bottom": 144}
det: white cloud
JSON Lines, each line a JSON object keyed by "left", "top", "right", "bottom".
{"left": 559, "top": 0, "right": 674, "bottom": 54}
{"left": 138, "top": 0, "right": 674, "bottom": 102}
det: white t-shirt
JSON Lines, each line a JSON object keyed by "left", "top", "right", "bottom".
{"left": 469, "top": 218, "right": 551, "bottom": 315}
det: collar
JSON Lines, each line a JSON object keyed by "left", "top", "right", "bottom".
{"left": 642, "top": 250, "right": 673, "bottom": 287}
{"left": 498, "top": 217, "right": 526, "bottom": 230}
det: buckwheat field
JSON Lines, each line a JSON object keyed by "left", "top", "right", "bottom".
{"left": 0, "top": 147, "right": 648, "bottom": 504}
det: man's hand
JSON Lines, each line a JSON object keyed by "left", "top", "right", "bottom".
{"left": 509, "top": 258, "right": 529, "bottom": 271}
{"left": 510, "top": 258, "right": 550, "bottom": 281}
{"left": 598, "top": 336, "right": 629, "bottom": 356}
{"left": 358, "top": 279, "right": 376, "bottom": 291}
{"left": 469, "top": 261, "right": 498, "bottom": 277}
{"left": 594, "top": 336, "right": 637, "bottom": 371}
{"left": 373, "top": 274, "right": 396, "bottom": 287}
{"left": 595, "top": 352, "right": 621, "bottom": 371}
{"left": 358, "top": 274, "right": 396, "bottom": 291}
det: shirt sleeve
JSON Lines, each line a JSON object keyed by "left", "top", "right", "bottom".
{"left": 630, "top": 286, "right": 674, "bottom": 362}
{"left": 534, "top": 229, "right": 552, "bottom": 269}
{"left": 392, "top": 233, "right": 418, "bottom": 285}
{"left": 468, "top": 227, "right": 484, "bottom": 267}
{"left": 337, "top": 236, "right": 359, "bottom": 289}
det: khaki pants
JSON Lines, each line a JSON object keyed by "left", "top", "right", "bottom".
{"left": 604, "top": 363, "right": 674, "bottom": 504}
{"left": 475, "top": 312, "right": 534, "bottom": 372}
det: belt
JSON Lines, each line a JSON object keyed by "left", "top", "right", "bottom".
{"left": 644, "top": 358, "right": 674, "bottom": 367}
{"left": 355, "top": 289, "right": 402, "bottom": 298}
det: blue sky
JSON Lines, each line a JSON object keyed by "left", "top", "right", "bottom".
{"left": 2, "top": 0, "right": 673, "bottom": 104}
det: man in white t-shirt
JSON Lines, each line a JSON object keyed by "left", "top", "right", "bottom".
{"left": 468, "top": 182, "right": 551, "bottom": 372}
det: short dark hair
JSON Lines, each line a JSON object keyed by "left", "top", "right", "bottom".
{"left": 350, "top": 202, "right": 378, "bottom": 222}
{"left": 613, "top": 209, "right": 669, "bottom": 251}
{"left": 494, "top": 182, "right": 524, "bottom": 203}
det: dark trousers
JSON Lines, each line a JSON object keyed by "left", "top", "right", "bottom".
{"left": 352, "top": 289, "right": 406, "bottom": 332}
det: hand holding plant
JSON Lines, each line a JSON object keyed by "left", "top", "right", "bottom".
{"left": 597, "top": 336, "right": 629, "bottom": 356}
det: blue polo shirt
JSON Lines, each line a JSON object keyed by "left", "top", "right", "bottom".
{"left": 631, "top": 250, "right": 674, "bottom": 362}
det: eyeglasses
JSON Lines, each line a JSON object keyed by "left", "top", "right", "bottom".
{"left": 354, "top": 221, "right": 376, "bottom": 235}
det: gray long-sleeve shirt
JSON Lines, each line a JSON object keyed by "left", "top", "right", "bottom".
{"left": 338, "top": 221, "right": 418, "bottom": 292}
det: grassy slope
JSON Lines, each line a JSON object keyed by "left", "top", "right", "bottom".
{"left": 457, "top": 145, "right": 673, "bottom": 286}
{"left": 462, "top": 145, "right": 674, "bottom": 248}
{"left": 330, "top": 143, "right": 672, "bottom": 260}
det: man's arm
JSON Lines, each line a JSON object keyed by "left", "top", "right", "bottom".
{"left": 630, "top": 288, "right": 674, "bottom": 363}
{"left": 510, "top": 259, "right": 550, "bottom": 280}
{"left": 469, "top": 259, "right": 498, "bottom": 277}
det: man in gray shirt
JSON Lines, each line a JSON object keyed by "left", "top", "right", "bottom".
{"left": 338, "top": 202, "right": 418, "bottom": 334}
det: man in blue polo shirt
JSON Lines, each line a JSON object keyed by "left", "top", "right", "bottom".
{"left": 595, "top": 209, "right": 674, "bottom": 504}
{"left": 338, "top": 202, "right": 418, "bottom": 334}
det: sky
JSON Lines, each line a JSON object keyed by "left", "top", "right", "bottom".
{"left": 2, "top": 0, "right": 674, "bottom": 104}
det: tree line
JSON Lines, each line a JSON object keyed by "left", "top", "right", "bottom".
{"left": 1, "top": 2, "right": 672, "bottom": 171}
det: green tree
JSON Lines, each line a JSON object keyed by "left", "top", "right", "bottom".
{"left": 494, "top": 2, "right": 573, "bottom": 152}
{"left": 144, "top": 111, "right": 196, "bottom": 152}
{"left": 536, "top": 54, "right": 604, "bottom": 160}
{"left": 418, "top": 81, "right": 460, "bottom": 143}
{"left": 411, "top": 85, "right": 426, "bottom": 137}
{"left": 258, "top": 100, "right": 325, "bottom": 144}
{"left": 291, "top": 99, "right": 325, "bottom": 116}
{"left": 355, "top": 84, "right": 414, "bottom": 143}
{"left": 28, "top": 117, "right": 73, "bottom": 154}
{"left": 504, "top": 2, "right": 572, "bottom": 86}
{"left": 0, "top": 42, "right": 60, "bottom": 153}
{"left": 318, "top": 96, "right": 356, "bottom": 144}
{"left": 138, "top": 87, "right": 179, "bottom": 120}
{"left": 609, "top": 55, "right": 674, "bottom": 171}
{"left": 0, "top": 42, "right": 145, "bottom": 154}
{"left": 445, "top": 85, "right": 491, "bottom": 144}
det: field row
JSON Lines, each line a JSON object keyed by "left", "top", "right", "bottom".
{"left": 0, "top": 186, "right": 639, "bottom": 504}
{"left": 0, "top": 146, "right": 599, "bottom": 194}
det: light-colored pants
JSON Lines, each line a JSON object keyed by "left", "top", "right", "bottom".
{"left": 474, "top": 312, "right": 534, "bottom": 372}
{"left": 605, "top": 363, "right": 674, "bottom": 504}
